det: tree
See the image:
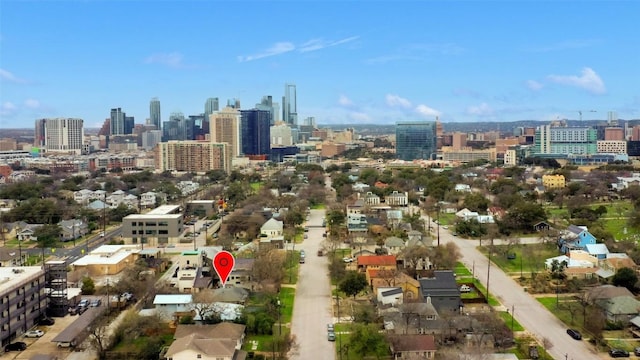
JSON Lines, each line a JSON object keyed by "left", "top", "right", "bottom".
{"left": 583, "top": 306, "right": 606, "bottom": 346}
{"left": 428, "top": 242, "right": 462, "bottom": 270}
{"left": 349, "top": 323, "right": 388, "bottom": 358}
{"left": 82, "top": 277, "right": 96, "bottom": 295}
{"left": 463, "top": 192, "right": 490, "bottom": 213}
{"left": 612, "top": 267, "right": 638, "bottom": 292}
{"left": 339, "top": 271, "right": 368, "bottom": 299}
{"left": 190, "top": 292, "right": 224, "bottom": 324}
{"left": 550, "top": 259, "right": 567, "bottom": 280}
{"left": 251, "top": 248, "right": 285, "bottom": 287}
{"left": 88, "top": 314, "right": 111, "bottom": 360}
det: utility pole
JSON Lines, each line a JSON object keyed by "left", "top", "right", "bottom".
{"left": 193, "top": 223, "right": 197, "bottom": 251}
{"left": 436, "top": 207, "right": 440, "bottom": 246}
{"left": 486, "top": 238, "right": 492, "bottom": 301}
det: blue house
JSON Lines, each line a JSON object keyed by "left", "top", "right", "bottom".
{"left": 558, "top": 225, "right": 597, "bottom": 254}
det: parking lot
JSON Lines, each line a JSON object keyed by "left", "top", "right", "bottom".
{"left": 1, "top": 314, "right": 78, "bottom": 360}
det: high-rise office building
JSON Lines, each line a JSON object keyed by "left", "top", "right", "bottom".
{"left": 227, "top": 98, "right": 241, "bottom": 109}
{"left": 205, "top": 98, "right": 219, "bottom": 119}
{"left": 34, "top": 118, "right": 85, "bottom": 154}
{"left": 210, "top": 107, "right": 240, "bottom": 157}
{"left": 163, "top": 112, "right": 194, "bottom": 141}
{"left": 149, "top": 98, "right": 161, "bottom": 130}
{"left": 534, "top": 125, "right": 597, "bottom": 155}
{"left": 282, "top": 83, "right": 297, "bottom": 126}
{"left": 395, "top": 121, "right": 437, "bottom": 161}
{"left": 240, "top": 109, "right": 271, "bottom": 158}
{"left": 124, "top": 116, "right": 135, "bottom": 135}
{"left": 256, "top": 96, "right": 278, "bottom": 125}
{"left": 110, "top": 108, "right": 127, "bottom": 135}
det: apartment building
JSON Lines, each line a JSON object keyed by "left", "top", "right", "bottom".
{"left": 121, "top": 205, "right": 184, "bottom": 247}
{"left": 155, "top": 141, "right": 230, "bottom": 173}
{"left": 597, "top": 140, "right": 627, "bottom": 154}
{"left": 0, "top": 267, "right": 47, "bottom": 345}
{"left": 542, "top": 174, "right": 566, "bottom": 189}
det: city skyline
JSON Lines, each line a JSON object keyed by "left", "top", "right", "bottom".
{"left": 1, "top": 1, "right": 639, "bottom": 129}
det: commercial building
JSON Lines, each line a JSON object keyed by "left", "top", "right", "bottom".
{"left": 395, "top": 121, "right": 437, "bottom": 161}
{"left": 209, "top": 107, "right": 240, "bottom": 157}
{"left": 70, "top": 245, "right": 139, "bottom": 276}
{"left": 534, "top": 125, "right": 597, "bottom": 156}
{"left": 34, "top": 118, "right": 84, "bottom": 155}
{"left": 441, "top": 147, "right": 496, "bottom": 163}
{"left": 149, "top": 98, "right": 162, "bottom": 130}
{"left": 542, "top": 174, "right": 566, "bottom": 189}
{"left": 121, "top": 205, "right": 184, "bottom": 247}
{"left": 0, "top": 266, "right": 47, "bottom": 345}
{"left": 204, "top": 97, "right": 219, "bottom": 120}
{"left": 597, "top": 140, "right": 627, "bottom": 154}
{"left": 270, "top": 122, "right": 293, "bottom": 146}
{"left": 240, "top": 109, "right": 271, "bottom": 159}
{"left": 282, "top": 83, "right": 297, "bottom": 126}
{"left": 155, "top": 141, "right": 229, "bottom": 173}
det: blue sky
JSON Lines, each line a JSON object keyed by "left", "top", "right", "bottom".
{"left": 1, "top": 1, "right": 639, "bottom": 128}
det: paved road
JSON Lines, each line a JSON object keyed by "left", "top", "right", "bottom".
{"left": 427, "top": 218, "right": 599, "bottom": 360}
{"left": 289, "top": 209, "right": 335, "bottom": 360}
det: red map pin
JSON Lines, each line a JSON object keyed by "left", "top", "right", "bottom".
{"left": 213, "top": 250, "right": 235, "bottom": 287}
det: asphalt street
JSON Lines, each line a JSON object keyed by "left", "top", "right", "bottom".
{"left": 288, "top": 209, "right": 336, "bottom": 360}
{"left": 430, "top": 219, "right": 599, "bottom": 360}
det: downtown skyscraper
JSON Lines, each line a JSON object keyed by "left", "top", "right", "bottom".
{"left": 34, "top": 118, "right": 85, "bottom": 155}
{"left": 395, "top": 121, "right": 437, "bottom": 161}
{"left": 282, "top": 83, "right": 297, "bottom": 127}
{"left": 240, "top": 109, "right": 271, "bottom": 159}
{"left": 110, "top": 108, "right": 126, "bottom": 135}
{"left": 205, "top": 97, "right": 219, "bottom": 119}
{"left": 149, "top": 97, "right": 161, "bottom": 130}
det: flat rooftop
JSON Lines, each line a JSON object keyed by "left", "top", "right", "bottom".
{"left": 147, "top": 205, "right": 182, "bottom": 215}
{"left": 0, "top": 266, "right": 44, "bottom": 292}
{"left": 72, "top": 249, "right": 135, "bottom": 266}
{"left": 125, "top": 213, "right": 182, "bottom": 220}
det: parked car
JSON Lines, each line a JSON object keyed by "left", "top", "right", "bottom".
{"left": 121, "top": 292, "right": 134, "bottom": 302}
{"left": 4, "top": 342, "right": 27, "bottom": 352}
{"left": 90, "top": 299, "right": 102, "bottom": 307}
{"left": 25, "top": 330, "right": 44, "bottom": 338}
{"left": 609, "top": 349, "right": 630, "bottom": 358}
{"left": 78, "top": 299, "right": 89, "bottom": 308}
{"left": 343, "top": 257, "right": 354, "bottom": 263}
{"left": 39, "top": 317, "right": 55, "bottom": 326}
{"left": 459, "top": 285, "right": 472, "bottom": 293}
{"left": 327, "top": 324, "right": 334, "bottom": 332}
{"left": 300, "top": 250, "right": 305, "bottom": 257}
{"left": 634, "top": 348, "right": 640, "bottom": 356}
{"left": 566, "top": 328, "right": 582, "bottom": 340}
{"left": 327, "top": 331, "right": 336, "bottom": 341}
{"left": 304, "top": 234, "right": 308, "bottom": 239}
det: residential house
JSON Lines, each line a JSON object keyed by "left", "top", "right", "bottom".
{"left": 488, "top": 207, "right": 506, "bottom": 220}
{"left": 16, "top": 224, "right": 43, "bottom": 241}
{"left": 210, "top": 287, "right": 249, "bottom": 305}
{"left": 456, "top": 208, "right": 479, "bottom": 221}
{"left": 260, "top": 218, "right": 283, "bottom": 239}
{"left": 584, "top": 243, "right": 609, "bottom": 260}
{"left": 58, "top": 219, "right": 88, "bottom": 242}
{"left": 386, "top": 210, "right": 403, "bottom": 229}
{"left": 418, "top": 270, "right": 462, "bottom": 313}
{"left": 347, "top": 214, "right": 368, "bottom": 234}
{"left": 368, "top": 269, "right": 420, "bottom": 300}
{"left": 352, "top": 182, "right": 370, "bottom": 192}
{"left": 384, "top": 236, "right": 405, "bottom": 255}
{"left": 385, "top": 191, "right": 409, "bottom": 206}
{"left": 544, "top": 251, "right": 598, "bottom": 279}
{"left": 164, "top": 334, "right": 242, "bottom": 360}
{"left": 177, "top": 181, "right": 200, "bottom": 196}
{"left": 600, "top": 254, "right": 638, "bottom": 277}
{"left": 406, "top": 230, "right": 432, "bottom": 248}
{"left": 106, "top": 189, "right": 126, "bottom": 207}
{"left": 140, "top": 191, "right": 158, "bottom": 208}
{"left": 612, "top": 173, "right": 640, "bottom": 191}
{"left": 377, "top": 287, "right": 404, "bottom": 306}
{"left": 558, "top": 225, "right": 597, "bottom": 254}
{"left": 388, "top": 334, "right": 437, "bottom": 359}
{"left": 173, "top": 322, "right": 246, "bottom": 350}
{"left": 227, "top": 258, "right": 254, "bottom": 290}
{"left": 587, "top": 285, "right": 640, "bottom": 323}
{"left": 0, "top": 246, "right": 26, "bottom": 267}
{"left": 357, "top": 255, "right": 397, "bottom": 273}
{"left": 346, "top": 199, "right": 365, "bottom": 215}
{"left": 175, "top": 251, "right": 203, "bottom": 293}
{"left": 382, "top": 299, "right": 441, "bottom": 336}
{"left": 455, "top": 184, "right": 471, "bottom": 192}
{"left": 374, "top": 181, "right": 389, "bottom": 189}
{"left": 533, "top": 221, "right": 551, "bottom": 232}
{"left": 364, "top": 192, "right": 381, "bottom": 206}
{"left": 153, "top": 294, "right": 194, "bottom": 320}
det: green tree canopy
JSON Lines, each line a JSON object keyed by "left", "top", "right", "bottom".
{"left": 339, "top": 271, "right": 367, "bottom": 299}
{"left": 612, "top": 267, "right": 638, "bottom": 292}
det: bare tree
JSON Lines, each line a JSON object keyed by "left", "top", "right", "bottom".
{"left": 251, "top": 248, "right": 286, "bottom": 287}
{"left": 88, "top": 315, "right": 112, "bottom": 360}
{"left": 190, "top": 291, "right": 224, "bottom": 324}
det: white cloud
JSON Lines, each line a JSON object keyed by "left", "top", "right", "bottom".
{"left": 144, "top": 52, "right": 185, "bottom": 68}
{"left": 466, "top": 103, "right": 494, "bottom": 116}
{"left": 338, "top": 95, "right": 353, "bottom": 107}
{"left": 0, "top": 102, "right": 17, "bottom": 116}
{"left": 24, "top": 98, "right": 41, "bottom": 109}
{"left": 415, "top": 104, "right": 441, "bottom": 118}
{"left": 386, "top": 94, "right": 412, "bottom": 108}
{"left": 237, "top": 42, "right": 295, "bottom": 62}
{"left": 547, "top": 67, "right": 606, "bottom": 94}
{"left": 526, "top": 80, "right": 544, "bottom": 91}
{"left": 0, "top": 69, "right": 28, "bottom": 84}
{"left": 299, "top": 36, "right": 359, "bottom": 53}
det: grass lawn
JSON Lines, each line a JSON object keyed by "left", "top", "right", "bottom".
{"left": 282, "top": 252, "right": 300, "bottom": 285}
{"left": 278, "top": 287, "right": 295, "bottom": 323}
{"left": 112, "top": 333, "right": 174, "bottom": 353}
{"left": 537, "top": 296, "right": 587, "bottom": 329}
{"left": 454, "top": 262, "right": 473, "bottom": 277}
{"left": 242, "top": 331, "right": 290, "bottom": 352}
{"left": 311, "top": 203, "right": 326, "bottom": 209}
{"left": 250, "top": 182, "right": 263, "bottom": 191}
{"left": 603, "top": 217, "right": 635, "bottom": 241}
{"left": 498, "top": 310, "right": 525, "bottom": 331}
{"left": 480, "top": 243, "right": 558, "bottom": 275}
{"left": 471, "top": 279, "right": 500, "bottom": 306}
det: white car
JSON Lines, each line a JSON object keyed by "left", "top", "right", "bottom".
{"left": 25, "top": 330, "right": 44, "bottom": 338}
{"left": 343, "top": 257, "right": 355, "bottom": 263}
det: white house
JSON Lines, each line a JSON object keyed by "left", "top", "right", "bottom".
{"left": 455, "top": 184, "right": 471, "bottom": 192}
{"left": 385, "top": 191, "right": 409, "bottom": 206}
{"left": 377, "top": 287, "right": 404, "bottom": 306}
{"left": 260, "top": 218, "right": 283, "bottom": 239}
{"left": 140, "top": 191, "right": 157, "bottom": 208}
{"left": 153, "top": 294, "right": 194, "bottom": 320}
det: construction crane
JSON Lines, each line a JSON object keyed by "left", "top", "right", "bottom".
{"left": 577, "top": 110, "right": 597, "bottom": 121}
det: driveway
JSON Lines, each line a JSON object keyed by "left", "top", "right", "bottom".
{"left": 288, "top": 209, "right": 335, "bottom": 360}
{"left": 428, "top": 218, "right": 599, "bottom": 360}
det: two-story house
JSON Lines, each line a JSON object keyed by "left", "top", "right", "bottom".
{"left": 418, "top": 270, "right": 462, "bottom": 314}
{"left": 357, "top": 255, "right": 397, "bottom": 273}
{"left": 558, "top": 225, "right": 597, "bottom": 254}
{"left": 385, "top": 191, "right": 409, "bottom": 207}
